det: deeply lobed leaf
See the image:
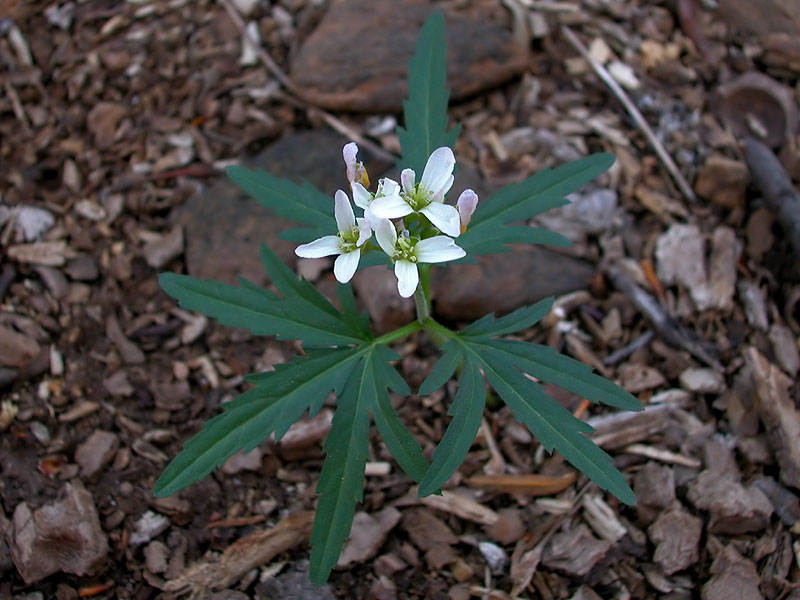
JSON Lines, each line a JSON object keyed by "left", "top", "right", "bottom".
{"left": 478, "top": 349, "right": 635, "bottom": 505}
{"left": 153, "top": 348, "right": 361, "bottom": 498}
{"left": 158, "top": 245, "right": 370, "bottom": 347}
{"left": 226, "top": 166, "right": 335, "bottom": 245}
{"left": 418, "top": 356, "right": 485, "bottom": 496}
{"left": 309, "top": 344, "right": 414, "bottom": 583}
{"left": 461, "top": 297, "right": 554, "bottom": 338}
{"left": 396, "top": 12, "right": 460, "bottom": 175}
{"left": 458, "top": 153, "right": 615, "bottom": 256}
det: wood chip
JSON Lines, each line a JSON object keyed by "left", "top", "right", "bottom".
{"left": 745, "top": 347, "right": 800, "bottom": 489}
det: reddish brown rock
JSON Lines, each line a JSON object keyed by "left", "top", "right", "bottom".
{"left": 290, "top": 0, "right": 530, "bottom": 112}
{"left": 648, "top": 502, "right": 703, "bottom": 575}
{"left": 702, "top": 544, "right": 764, "bottom": 600}
{"left": 432, "top": 247, "right": 594, "bottom": 322}
{"left": 173, "top": 130, "right": 390, "bottom": 286}
{"left": 686, "top": 470, "right": 773, "bottom": 534}
{"left": 718, "top": 0, "right": 800, "bottom": 37}
{"left": 0, "top": 481, "right": 108, "bottom": 583}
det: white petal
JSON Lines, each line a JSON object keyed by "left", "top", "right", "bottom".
{"left": 334, "top": 250, "right": 360, "bottom": 283}
{"left": 415, "top": 236, "right": 466, "bottom": 263}
{"left": 374, "top": 218, "right": 397, "bottom": 256}
{"left": 334, "top": 190, "right": 355, "bottom": 233}
{"left": 457, "top": 189, "right": 479, "bottom": 231}
{"left": 363, "top": 205, "right": 381, "bottom": 229}
{"left": 400, "top": 168, "right": 416, "bottom": 194}
{"left": 342, "top": 142, "right": 359, "bottom": 182}
{"left": 370, "top": 194, "right": 414, "bottom": 219}
{"left": 295, "top": 235, "right": 342, "bottom": 258}
{"left": 356, "top": 218, "right": 372, "bottom": 246}
{"left": 376, "top": 177, "right": 401, "bottom": 198}
{"left": 431, "top": 175, "right": 454, "bottom": 202}
{"left": 420, "top": 147, "right": 455, "bottom": 196}
{"left": 351, "top": 182, "right": 372, "bottom": 210}
{"left": 420, "top": 202, "right": 461, "bottom": 237}
{"left": 395, "top": 260, "right": 419, "bottom": 298}
{"left": 343, "top": 142, "right": 358, "bottom": 167}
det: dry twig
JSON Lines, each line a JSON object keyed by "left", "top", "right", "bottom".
{"left": 603, "top": 264, "right": 721, "bottom": 370}
{"left": 743, "top": 136, "right": 800, "bottom": 261}
{"left": 560, "top": 26, "right": 698, "bottom": 203}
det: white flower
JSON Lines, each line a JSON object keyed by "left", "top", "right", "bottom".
{"left": 369, "top": 147, "right": 461, "bottom": 237}
{"left": 374, "top": 219, "right": 466, "bottom": 298}
{"left": 295, "top": 190, "right": 371, "bottom": 283}
{"left": 456, "top": 189, "right": 479, "bottom": 233}
{"left": 343, "top": 142, "right": 369, "bottom": 188}
{"left": 352, "top": 176, "right": 401, "bottom": 228}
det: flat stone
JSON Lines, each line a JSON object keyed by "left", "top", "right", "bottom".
{"left": 290, "top": 0, "right": 529, "bottom": 112}
{"left": 64, "top": 253, "right": 99, "bottom": 281}
{"left": 142, "top": 226, "right": 184, "bottom": 269}
{"left": 686, "top": 470, "right": 773, "bottom": 535}
{"left": 173, "top": 130, "right": 389, "bottom": 286}
{"left": 634, "top": 462, "right": 676, "bottom": 509}
{"left": 679, "top": 367, "right": 725, "bottom": 394}
{"left": 338, "top": 508, "right": 401, "bottom": 568}
{"left": 718, "top": 0, "right": 800, "bottom": 37}
{"left": 74, "top": 430, "right": 119, "bottom": 479}
{"left": 0, "top": 325, "right": 40, "bottom": 369}
{"left": 433, "top": 247, "right": 594, "bottom": 322}
{"left": 351, "top": 265, "right": 414, "bottom": 333}
{"left": 701, "top": 544, "right": 763, "bottom": 600}
{"left": 400, "top": 508, "right": 458, "bottom": 552}
{"left": 0, "top": 481, "right": 108, "bottom": 583}
{"left": 648, "top": 502, "right": 702, "bottom": 575}
{"left": 542, "top": 524, "right": 612, "bottom": 577}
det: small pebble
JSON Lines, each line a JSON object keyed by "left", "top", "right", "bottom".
{"left": 478, "top": 541, "right": 508, "bottom": 575}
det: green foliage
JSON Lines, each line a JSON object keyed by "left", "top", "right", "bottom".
{"left": 159, "top": 245, "right": 367, "bottom": 346}
{"left": 156, "top": 10, "right": 639, "bottom": 589}
{"left": 458, "top": 153, "right": 615, "bottom": 257}
{"left": 226, "top": 165, "right": 336, "bottom": 244}
{"left": 153, "top": 347, "right": 361, "bottom": 498}
{"left": 310, "top": 344, "right": 412, "bottom": 583}
{"left": 396, "top": 12, "right": 460, "bottom": 175}
{"left": 419, "top": 307, "right": 639, "bottom": 506}
{"left": 418, "top": 356, "right": 484, "bottom": 496}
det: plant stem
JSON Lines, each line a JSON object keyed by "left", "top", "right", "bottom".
{"left": 413, "top": 284, "right": 430, "bottom": 324}
{"left": 373, "top": 320, "right": 424, "bottom": 345}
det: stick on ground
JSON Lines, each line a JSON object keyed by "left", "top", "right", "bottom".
{"left": 743, "top": 136, "right": 800, "bottom": 260}
{"left": 561, "top": 26, "right": 698, "bottom": 203}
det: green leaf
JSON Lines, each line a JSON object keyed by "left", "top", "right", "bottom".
{"left": 158, "top": 244, "right": 371, "bottom": 346}
{"left": 456, "top": 226, "right": 571, "bottom": 261}
{"left": 418, "top": 356, "right": 485, "bottom": 496}
{"left": 337, "top": 283, "right": 372, "bottom": 339}
{"left": 372, "top": 386, "right": 429, "bottom": 483}
{"left": 484, "top": 338, "right": 641, "bottom": 411}
{"left": 459, "top": 153, "right": 615, "bottom": 256}
{"left": 153, "top": 348, "right": 361, "bottom": 498}
{"left": 477, "top": 349, "right": 635, "bottom": 505}
{"left": 396, "top": 12, "right": 460, "bottom": 175}
{"left": 418, "top": 339, "right": 462, "bottom": 395}
{"left": 461, "top": 298, "right": 554, "bottom": 338}
{"left": 159, "top": 273, "right": 360, "bottom": 346}
{"left": 226, "top": 166, "right": 335, "bottom": 244}
{"left": 310, "top": 350, "right": 377, "bottom": 584}
{"left": 307, "top": 343, "right": 415, "bottom": 583}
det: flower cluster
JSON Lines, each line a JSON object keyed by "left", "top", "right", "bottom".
{"left": 295, "top": 143, "right": 478, "bottom": 298}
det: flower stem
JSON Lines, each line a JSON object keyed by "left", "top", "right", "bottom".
{"left": 413, "top": 284, "right": 430, "bottom": 323}
{"left": 373, "top": 320, "right": 423, "bottom": 345}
